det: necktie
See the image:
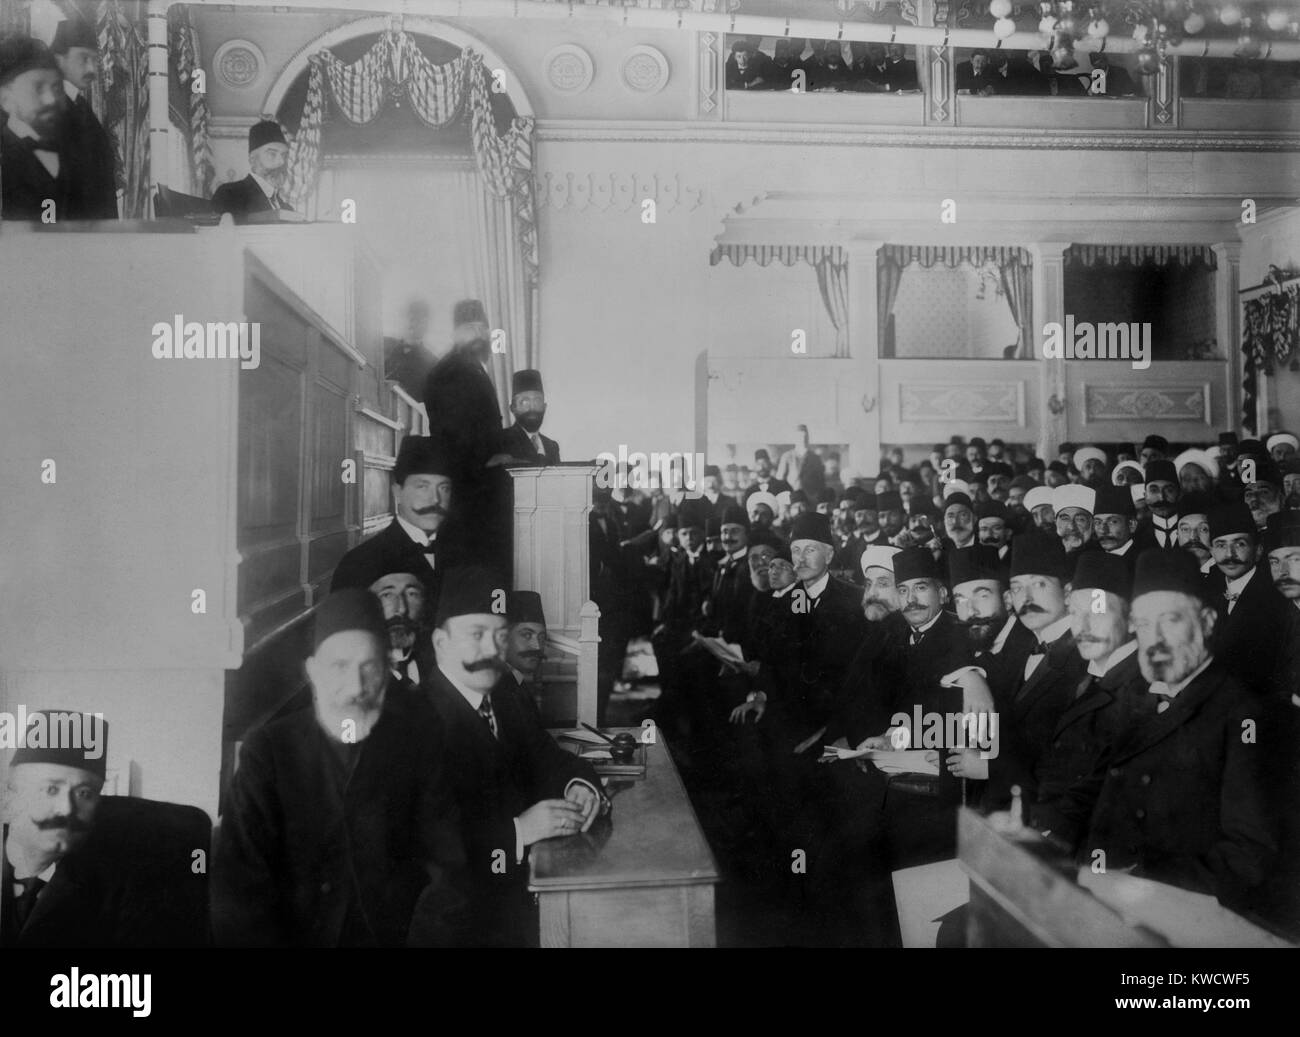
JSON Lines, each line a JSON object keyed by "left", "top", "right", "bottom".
{"left": 1076, "top": 672, "right": 1102, "bottom": 699}
{"left": 477, "top": 697, "right": 498, "bottom": 738}
{"left": 1224, "top": 590, "right": 1240, "bottom": 613}
{"left": 13, "top": 876, "right": 46, "bottom": 930}
{"left": 1148, "top": 682, "right": 1176, "bottom": 714}
{"left": 29, "top": 138, "right": 57, "bottom": 152}
{"left": 531, "top": 433, "right": 543, "bottom": 456}
{"left": 909, "top": 631, "right": 925, "bottom": 647}
{"left": 422, "top": 539, "right": 437, "bottom": 555}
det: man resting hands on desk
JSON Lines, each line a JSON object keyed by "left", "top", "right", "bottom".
{"left": 419, "top": 566, "right": 608, "bottom": 946}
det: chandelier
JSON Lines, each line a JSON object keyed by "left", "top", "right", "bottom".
{"left": 988, "top": 2, "right": 1300, "bottom": 74}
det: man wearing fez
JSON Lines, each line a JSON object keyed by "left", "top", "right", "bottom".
{"left": 941, "top": 491, "right": 977, "bottom": 552}
{"left": 653, "top": 499, "right": 714, "bottom": 742}
{"left": 502, "top": 590, "right": 549, "bottom": 721}
{"left": 743, "top": 449, "right": 791, "bottom": 503}
{"left": 1, "top": 712, "right": 125, "bottom": 946}
{"left": 786, "top": 511, "right": 869, "bottom": 754}
{"left": 211, "top": 119, "right": 297, "bottom": 223}
{"left": 1175, "top": 491, "right": 1216, "bottom": 571}
{"left": 50, "top": 20, "right": 116, "bottom": 220}
{"left": 1133, "top": 459, "right": 1181, "bottom": 550}
{"left": 0, "top": 37, "right": 72, "bottom": 221}
{"left": 1081, "top": 550, "right": 1275, "bottom": 908}
{"left": 975, "top": 499, "right": 1012, "bottom": 561}
{"left": 1093, "top": 484, "right": 1139, "bottom": 576}
{"left": 948, "top": 533, "right": 1086, "bottom": 817}
{"left": 1029, "top": 552, "right": 1148, "bottom": 849}
{"left": 1140, "top": 434, "right": 1169, "bottom": 467}
{"left": 332, "top": 436, "right": 456, "bottom": 610}
{"left": 419, "top": 566, "right": 605, "bottom": 947}
{"left": 1204, "top": 500, "right": 1290, "bottom": 702}
{"left": 500, "top": 369, "right": 560, "bottom": 465}
{"left": 1243, "top": 459, "right": 1285, "bottom": 532}
{"left": 214, "top": 590, "right": 468, "bottom": 947}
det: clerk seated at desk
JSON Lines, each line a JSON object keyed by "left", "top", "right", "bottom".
{"left": 419, "top": 566, "right": 607, "bottom": 946}
{"left": 211, "top": 119, "right": 300, "bottom": 224}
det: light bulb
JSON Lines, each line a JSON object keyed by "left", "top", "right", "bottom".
{"left": 1267, "top": 9, "right": 1290, "bottom": 33}
{"left": 1220, "top": 4, "right": 1243, "bottom": 28}
{"left": 994, "top": 17, "right": 1017, "bottom": 38}
{"left": 989, "top": 0, "right": 1013, "bottom": 19}
{"left": 1183, "top": 12, "right": 1205, "bottom": 34}
{"left": 1087, "top": 17, "right": 1110, "bottom": 38}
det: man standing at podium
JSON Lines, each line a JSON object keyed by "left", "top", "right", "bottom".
{"left": 500, "top": 369, "right": 560, "bottom": 464}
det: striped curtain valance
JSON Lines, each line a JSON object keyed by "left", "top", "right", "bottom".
{"left": 709, "top": 244, "right": 846, "bottom": 267}
{"left": 881, "top": 245, "right": 1032, "bottom": 269}
{"left": 1066, "top": 244, "right": 1218, "bottom": 269}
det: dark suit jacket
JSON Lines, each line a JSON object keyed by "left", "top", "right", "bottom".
{"left": 211, "top": 174, "right": 295, "bottom": 224}
{"left": 702, "top": 550, "right": 755, "bottom": 645}
{"left": 1204, "top": 564, "right": 1291, "bottom": 702}
{"left": 1132, "top": 516, "right": 1179, "bottom": 552}
{"left": 420, "top": 668, "right": 600, "bottom": 946}
{"left": 500, "top": 422, "right": 560, "bottom": 465}
{"left": 821, "top": 610, "right": 912, "bottom": 748}
{"left": 789, "top": 575, "right": 870, "bottom": 735}
{"left": 1082, "top": 662, "right": 1276, "bottom": 907}
{"left": 422, "top": 347, "right": 503, "bottom": 483}
{"left": 212, "top": 699, "right": 466, "bottom": 947}
{"left": 983, "top": 626, "right": 1088, "bottom": 812}
{"left": 660, "top": 550, "right": 716, "bottom": 639}
{"left": 330, "top": 517, "right": 451, "bottom": 607}
{"left": 64, "top": 93, "right": 117, "bottom": 219}
{"left": 1, "top": 124, "right": 72, "bottom": 220}
{"left": 2, "top": 798, "right": 211, "bottom": 948}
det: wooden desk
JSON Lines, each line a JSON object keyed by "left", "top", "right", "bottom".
{"left": 529, "top": 732, "right": 719, "bottom": 947}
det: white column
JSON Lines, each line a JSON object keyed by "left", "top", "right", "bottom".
{"left": 147, "top": 0, "right": 171, "bottom": 211}
{"left": 1212, "top": 243, "right": 1243, "bottom": 433}
{"left": 847, "top": 240, "right": 883, "bottom": 479}
{"left": 1029, "top": 242, "right": 1071, "bottom": 462}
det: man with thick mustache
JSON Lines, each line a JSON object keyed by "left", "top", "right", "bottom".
{"left": 1024, "top": 486, "right": 1057, "bottom": 534}
{"left": 499, "top": 369, "right": 560, "bottom": 464}
{"left": 1175, "top": 491, "right": 1215, "bottom": 571}
{"left": 1080, "top": 550, "right": 1275, "bottom": 908}
{"left": 1203, "top": 500, "right": 1290, "bottom": 703}
{"left": 1093, "top": 484, "right": 1140, "bottom": 578}
{"left": 0, "top": 37, "right": 72, "bottom": 221}
{"left": 1133, "top": 459, "right": 1181, "bottom": 550}
{"left": 1054, "top": 484, "right": 1100, "bottom": 564}
{"left": 332, "top": 436, "right": 457, "bottom": 615}
{"left": 501, "top": 590, "right": 549, "bottom": 721}
{"left": 941, "top": 492, "right": 977, "bottom": 553}
{"left": 211, "top": 120, "right": 298, "bottom": 222}
{"left": 419, "top": 567, "right": 605, "bottom": 946}
{"left": 214, "top": 591, "right": 468, "bottom": 947}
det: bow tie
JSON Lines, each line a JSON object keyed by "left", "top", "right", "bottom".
{"left": 421, "top": 541, "right": 437, "bottom": 555}
{"left": 1028, "top": 641, "right": 1048, "bottom": 657}
{"left": 1223, "top": 590, "right": 1240, "bottom": 604}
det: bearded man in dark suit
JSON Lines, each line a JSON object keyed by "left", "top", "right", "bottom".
{"left": 0, "top": 37, "right": 72, "bottom": 221}
{"left": 499, "top": 368, "right": 560, "bottom": 464}
{"left": 211, "top": 119, "right": 297, "bottom": 223}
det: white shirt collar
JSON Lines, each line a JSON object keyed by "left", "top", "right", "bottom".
{"left": 250, "top": 170, "right": 279, "bottom": 201}
{"left": 802, "top": 572, "right": 830, "bottom": 599}
{"left": 772, "top": 582, "right": 796, "bottom": 599}
{"left": 439, "top": 664, "right": 487, "bottom": 712}
{"left": 6, "top": 115, "right": 42, "bottom": 142}
{"left": 63, "top": 80, "right": 81, "bottom": 103}
{"left": 395, "top": 514, "right": 436, "bottom": 549}
{"left": 1224, "top": 566, "right": 1255, "bottom": 598}
{"left": 1107, "top": 538, "right": 1134, "bottom": 556}
{"left": 5, "top": 837, "right": 59, "bottom": 884}
{"left": 508, "top": 666, "right": 529, "bottom": 686}
{"left": 909, "top": 611, "right": 942, "bottom": 636}
{"left": 1087, "top": 637, "right": 1137, "bottom": 678}
{"left": 727, "top": 546, "right": 749, "bottom": 563}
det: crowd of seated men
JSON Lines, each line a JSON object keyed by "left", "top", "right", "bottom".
{"left": 725, "top": 36, "right": 920, "bottom": 93}
{"left": 642, "top": 427, "right": 1300, "bottom": 945}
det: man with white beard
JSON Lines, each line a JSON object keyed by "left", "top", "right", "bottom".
{"left": 1080, "top": 549, "right": 1275, "bottom": 908}
{"left": 211, "top": 120, "right": 299, "bottom": 223}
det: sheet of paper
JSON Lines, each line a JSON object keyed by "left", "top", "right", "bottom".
{"left": 561, "top": 729, "right": 609, "bottom": 745}
{"left": 580, "top": 749, "right": 613, "bottom": 760}
{"left": 866, "top": 749, "right": 940, "bottom": 776}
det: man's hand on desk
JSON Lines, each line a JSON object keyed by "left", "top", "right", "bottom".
{"left": 564, "top": 782, "right": 604, "bottom": 833}
{"left": 946, "top": 748, "right": 988, "bottom": 780}
{"left": 517, "top": 799, "right": 588, "bottom": 845}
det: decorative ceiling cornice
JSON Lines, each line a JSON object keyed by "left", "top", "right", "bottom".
{"left": 535, "top": 120, "right": 1300, "bottom": 152}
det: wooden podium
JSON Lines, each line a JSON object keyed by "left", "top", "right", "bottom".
{"left": 507, "top": 463, "right": 600, "bottom": 726}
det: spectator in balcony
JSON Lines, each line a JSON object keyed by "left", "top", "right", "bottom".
{"left": 804, "top": 38, "right": 849, "bottom": 92}
{"left": 956, "top": 50, "right": 996, "bottom": 95}
{"left": 1088, "top": 52, "right": 1136, "bottom": 97}
{"left": 769, "top": 37, "right": 806, "bottom": 91}
{"left": 848, "top": 43, "right": 890, "bottom": 92}
{"left": 776, "top": 423, "right": 826, "bottom": 497}
{"left": 726, "top": 38, "right": 774, "bottom": 91}
{"left": 886, "top": 44, "right": 919, "bottom": 91}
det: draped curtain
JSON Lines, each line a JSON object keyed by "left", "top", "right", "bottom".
{"left": 1066, "top": 244, "right": 1218, "bottom": 269}
{"left": 287, "top": 30, "right": 539, "bottom": 363}
{"left": 1241, "top": 280, "right": 1300, "bottom": 434}
{"left": 95, "top": 0, "right": 149, "bottom": 218}
{"left": 709, "top": 244, "right": 850, "bottom": 357}
{"left": 168, "top": 5, "right": 213, "bottom": 198}
{"left": 878, "top": 245, "right": 1033, "bottom": 357}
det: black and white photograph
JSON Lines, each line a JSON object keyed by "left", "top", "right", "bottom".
{"left": 2, "top": 0, "right": 1299, "bottom": 990}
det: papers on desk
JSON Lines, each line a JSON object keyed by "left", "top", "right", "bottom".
{"left": 580, "top": 749, "right": 613, "bottom": 760}
{"left": 1077, "top": 869, "right": 1293, "bottom": 948}
{"left": 820, "top": 746, "right": 939, "bottom": 776}
{"left": 561, "top": 729, "right": 610, "bottom": 745}
{"left": 691, "top": 633, "right": 746, "bottom": 668}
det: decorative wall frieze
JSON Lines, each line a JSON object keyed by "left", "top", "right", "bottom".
{"left": 540, "top": 171, "right": 705, "bottom": 213}
{"left": 621, "top": 45, "right": 670, "bottom": 94}
{"left": 1085, "top": 384, "right": 1209, "bottom": 422}
{"left": 697, "top": 30, "right": 722, "bottom": 119}
{"left": 544, "top": 44, "right": 595, "bottom": 95}
{"left": 214, "top": 39, "right": 265, "bottom": 91}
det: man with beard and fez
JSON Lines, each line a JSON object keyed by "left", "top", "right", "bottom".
{"left": 1133, "top": 459, "right": 1181, "bottom": 550}
{"left": 211, "top": 120, "right": 298, "bottom": 223}
{"left": 423, "top": 300, "right": 515, "bottom": 580}
{"left": 1175, "top": 491, "right": 1216, "bottom": 572}
{"left": 743, "top": 449, "right": 792, "bottom": 503}
{"left": 418, "top": 566, "right": 607, "bottom": 947}
{"left": 2, "top": 714, "right": 208, "bottom": 947}
{"left": 332, "top": 436, "right": 456, "bottom": 619}
{"left": 51, "top": 19, "right": 117, "bottom": 220}
{"left": 1093, "top": 484, "right": 1140, "bottom": 578}
{"left": 0, "top": 37, "right": 72, "bottom": 221}
{"left": 946, "top": 533, "right": 1086, "bottom": 820}
{"left": 214, "top": 591, "right": 469, "bottom": 947}
{"left": 499, "top": 369, "right": 559, "bottom": 465}
{"left": 1203, "top": 500, "right": 1291, "bottom": 703}
{"left": 1080, "top": 550, "right": 1276, "bottom": 910}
